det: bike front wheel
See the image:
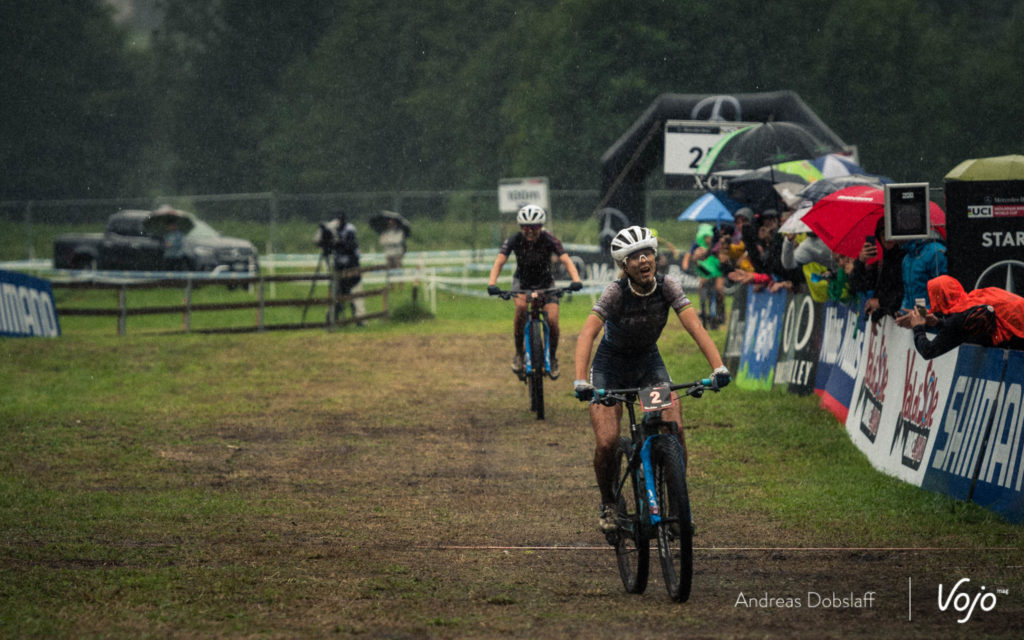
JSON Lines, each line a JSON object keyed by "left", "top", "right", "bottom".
{"left": 528, "top": 318, "right": 545, "bottom": 419}
{"left": 652, "top": 434, "right": 693, "bottom": 602}
{"left": 614, "top": 436, "right": 649, "bottom": 594}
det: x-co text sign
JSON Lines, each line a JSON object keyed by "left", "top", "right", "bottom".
{"left": 498, "top": 177, "right": 550, "bottom": 213}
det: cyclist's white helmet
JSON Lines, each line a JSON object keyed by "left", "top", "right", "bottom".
{"left": 610, "top": 225, "right": 658, "bottom": 266}
{"left": 517, "top": 204, "right": 546, "bottom": 226}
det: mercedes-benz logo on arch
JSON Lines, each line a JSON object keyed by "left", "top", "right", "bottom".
{"left": 975, "top": 260, "right": 1024, "bottom": 295}
{"left": 690, "top": 96, "right": 742, "bottom": 121}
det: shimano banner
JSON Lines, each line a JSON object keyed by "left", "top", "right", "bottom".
{"left": 0, "top": 270, "right": 61, "bottom": 338}
{"left": 923, "top": 346, "right": 1023, "bottom": 522}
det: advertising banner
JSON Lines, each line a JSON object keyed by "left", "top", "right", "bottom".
{"left": 773, "top": 294, "right": 823, "bottom": 396}
{"left": 736, "top": 286, "right": 786, "bottom": 390}
{"left": 923, "top": 346, "right": 1023, "bottom": 522}
{"left": 845, "top": 317, "right": 958, "bottom": 485}
{"left": 816, "top": 301, "right": 866, "bottom": 422}
{"left": 0, "top": 269, "right": 61, "bottom": 338}
{"left": 943, "top": 177, "right": 1024, "bottom": 296}
{"left": 722, "top": 284, "right": 748, "bottom": 374}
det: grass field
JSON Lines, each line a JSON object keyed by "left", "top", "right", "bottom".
{"left": 2, "top": 289, "right": 1022, "bottom": 638}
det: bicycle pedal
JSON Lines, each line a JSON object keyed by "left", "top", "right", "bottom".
{"left": 603, "top": 530, "right": 620, "bottom": 546}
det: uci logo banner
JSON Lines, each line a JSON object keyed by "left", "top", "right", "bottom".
{"left": 0, "top": 269, "right": 61, "bottom": 338}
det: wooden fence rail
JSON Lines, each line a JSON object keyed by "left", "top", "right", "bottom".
{"left": 52, "top": 265, "right": 389, "bottom": 336}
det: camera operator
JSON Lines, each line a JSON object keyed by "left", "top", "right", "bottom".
{"left": 313, "top": 209, "right": 365, "bottom": 325}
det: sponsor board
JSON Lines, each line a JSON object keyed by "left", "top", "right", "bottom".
{"left": 736, "top": 286, "right": 786, "bottom": 390}
{"left": 816, "top": 302, "right": 865, "bottom": 422}
{"left": 0, "top": 269, "right": 61, "bottom": 338}
{"left": 845, "top": 317, "right": 957, "bottom": 485}
{"left": 944, "top": 179, "right": 1024, "bottom": 296}
{"left": 774, "top": 294, "right": 822, "bottom": 396}
{"left": 923, "top": 346, "right": 1024, "bottom": 522}
{"left": 722, "top": 283, "right": 748, "bottom": 374}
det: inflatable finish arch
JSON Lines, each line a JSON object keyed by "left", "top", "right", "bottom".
{"left": 599, "top": 91, "right": 849, "bottom": 225}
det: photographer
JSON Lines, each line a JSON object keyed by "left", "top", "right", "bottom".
{"left": 314, "top": 209, "right": 365, "bottom": 325}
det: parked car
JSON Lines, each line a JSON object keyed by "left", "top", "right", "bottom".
{"left": 53, "top": 208, "right": 259, "bottom": 276}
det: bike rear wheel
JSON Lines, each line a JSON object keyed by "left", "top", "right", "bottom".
{"left": 613, "top": 436, "right": 649, "bottom": 594}
{"left": 528, "top": 318, "right": 545, "bottom": 419}
{"left": 652, "top": 434, "right": 693, "bottom": 602}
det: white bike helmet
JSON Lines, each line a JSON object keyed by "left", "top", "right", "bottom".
{"left": 610, "top": 225, "right": 658, "bottom": 266}
{"left": 517, "top": 204, "right": 546, "bottom": 226}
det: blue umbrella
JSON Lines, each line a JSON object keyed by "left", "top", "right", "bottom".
{"left": 678, "top": 192, "right": 738, "bottom": 222}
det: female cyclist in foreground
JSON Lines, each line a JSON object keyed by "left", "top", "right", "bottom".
{"left": 573, "top": 226, "right": 730, "bottom": 532}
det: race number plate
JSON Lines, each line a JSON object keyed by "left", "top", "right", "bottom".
{"left": 638, "top": 384, "right": 673, "bottom": 413}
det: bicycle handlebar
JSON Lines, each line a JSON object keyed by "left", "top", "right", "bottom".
{"left": 492, "top": 286, "right": 575, "bottom": 301}
{"left": 594, "top": 378, "right": 720, "bottom": 405}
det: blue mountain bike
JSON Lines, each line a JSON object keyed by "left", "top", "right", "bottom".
{"left": 594, "top": 378, "right": 719, "bottom": 602}
{"left": 496, "top": 287, "right": 570, "bottom": 420}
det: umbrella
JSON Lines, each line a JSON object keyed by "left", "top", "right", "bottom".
{"left": 678, "top": 193, "right": 736, "bottom": 222}
{"left": 798, "top": 174, "right": 889, "bottom": 203}
{"left": 810, "top": 153, "right": 869, "bottom": 178}
{"left": 695, "top": 121, "right": 846, "bottom": 175}
{"left": 801, "top": 185, "right": 946, "bottom": 258}
{"left": 144, "top": 206, "right": 195, "bottom": 236}
{"left": 723, "top": 166, "right": 810, "bottom": 213}
{"left": 945, "top": 154, "right": 1024, "bottom": 181}
{"left": 779, "top": 203, "right": 814, "bottom": 234}
{"left": 369, "top": 210, "right": 411, "bottom": 235}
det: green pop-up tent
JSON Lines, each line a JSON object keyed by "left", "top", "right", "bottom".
{"left": 945, "top": 154, "right": 1024, "bottom": 181}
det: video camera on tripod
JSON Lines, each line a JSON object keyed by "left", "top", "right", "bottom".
{"left": 316, "top": 221, "right": 352, "bottom": 255}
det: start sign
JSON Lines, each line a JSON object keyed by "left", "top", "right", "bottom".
{"left": 498, "top": 177, "right": 550, "bottom": 214}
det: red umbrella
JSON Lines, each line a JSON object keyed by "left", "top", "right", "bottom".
{"left": 801, "top": 185, "right": 946, "bottom": 258}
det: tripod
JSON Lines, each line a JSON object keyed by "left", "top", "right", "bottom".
{"left": 300, "top": 249, "right": 330, "bottom": 324}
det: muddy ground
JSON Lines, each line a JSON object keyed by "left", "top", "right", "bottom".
{"left": 201, "top": 331, "right": 1015, "bottom": 640}
{"left": 45, "top": 329, "right": 1018, "bottom": 639}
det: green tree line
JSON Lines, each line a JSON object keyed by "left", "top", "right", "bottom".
{"left": 2, "top": 0, "right": 1022, "bottom": 201}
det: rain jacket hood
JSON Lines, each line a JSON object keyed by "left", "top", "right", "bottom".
{"left": 927, "top": 275, "right": 1024, "bottom": 345}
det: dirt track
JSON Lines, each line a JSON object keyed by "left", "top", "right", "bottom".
{"left": 261, "top": 331, "right": 1022, "bottom": 639}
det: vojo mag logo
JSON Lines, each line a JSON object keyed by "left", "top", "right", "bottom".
{"left": 967, "top": 204, "right": 994, "bottom": 218}
{"left": 937, "top": 577, "right": 1007, "bottom": 623}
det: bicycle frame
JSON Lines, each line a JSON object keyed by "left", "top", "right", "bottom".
{"left": 522, "top": 295, "right": 551, "bottom": 376}
{"left": 495, "top": 286, "right": 572, "bottom": 420}
{"left": 498, "top": 287, "right": 569, "bottom": 377}
{"left": 613, "top": 393, "right": 683, "bottom": 531}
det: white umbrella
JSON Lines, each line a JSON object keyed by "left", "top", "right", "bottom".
{"left": 779, "top": 203, "right": 814, "bottom": 234}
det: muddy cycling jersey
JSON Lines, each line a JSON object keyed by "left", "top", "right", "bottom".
{"left": 592, "top": 274, "right": 692, "bottom": 353}
{"left": 499, "top": 230, "right": 567, "bottom": 290}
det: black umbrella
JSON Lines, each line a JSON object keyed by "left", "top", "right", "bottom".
{"left": 724, "top": 167, "right": 809, "bottom": 213}
{"left": 369, "top": 210, "right": 411, "bottom": 236}
{"left": 696, "top": 122, "right": 845, "bottom": 175}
